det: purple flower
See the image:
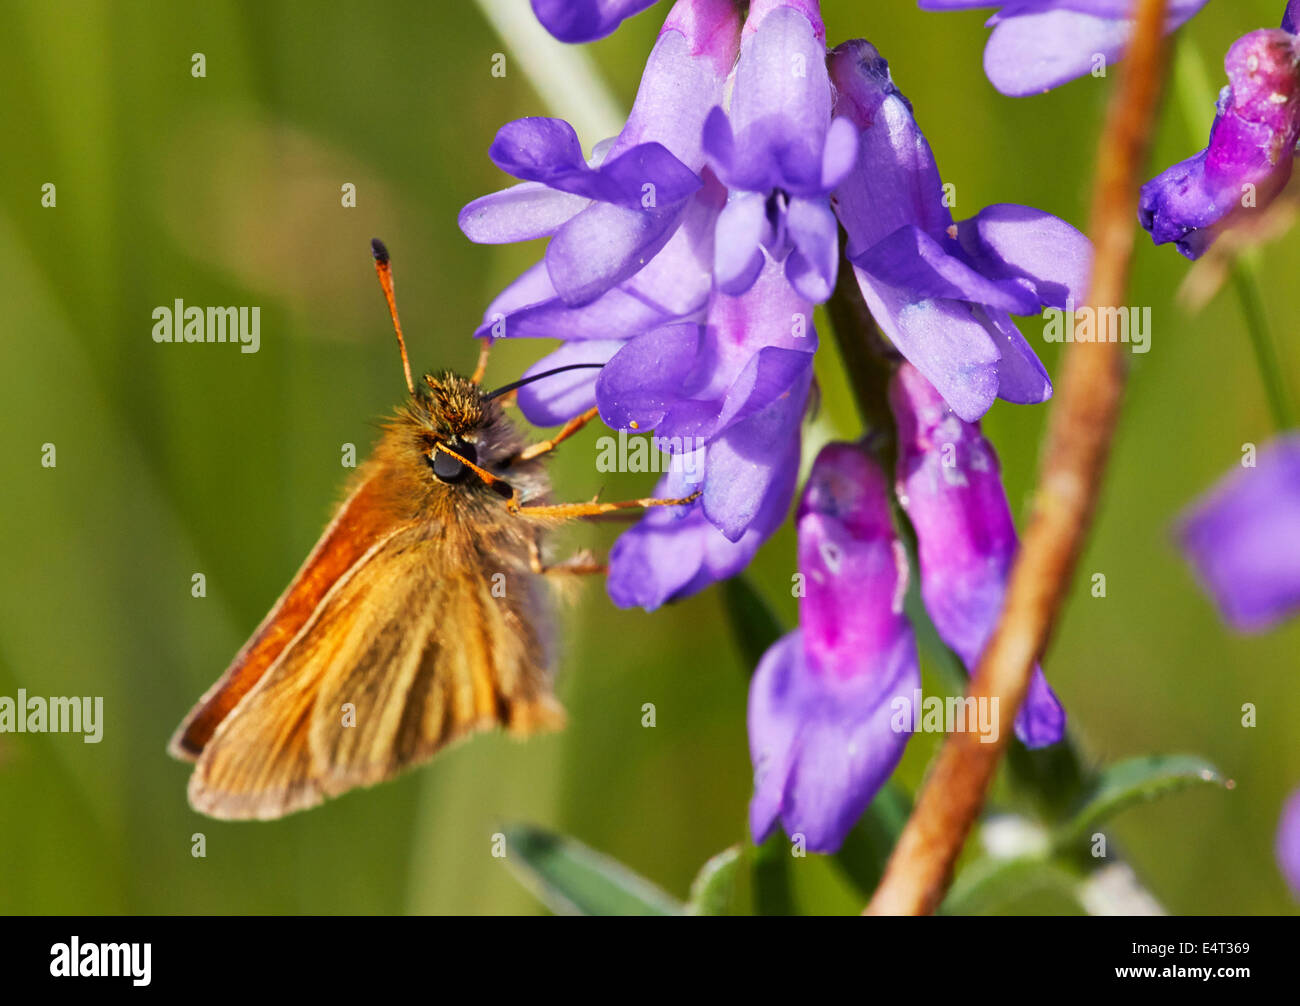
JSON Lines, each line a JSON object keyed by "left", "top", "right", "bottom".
{"left": 596, "top": 256, "right": 815, "bottom": 538}
{"left": 530, "top": 0, "right": 662, "bottom": 43}
{"left": 890, "top": 362, "right": 1065, "bottom": 747}
{"left": 460, "top": 0, "right": 740, "bottom": 308}
{"left": 1177, "top": 432, "right": 1300, "bottom": 633}
{"left": 1279, "top": 786, "right": 1300, "bottom": 899}
{"left": 702, "top": 0, "right": 858, "bottom": 302}
{"left": 1140, "top": 19, "right": 1300, "bottom": 260}
{"left": 919, "top": 0, "right": 1210, "bottom": 97}
{"left": 829, "top": 39, "right": 1092, "bottom": 422}
{"left": 606, "top": 435, "right": 799, "bottom": 609}
{"left": 749, "top": 443, "right": 920, "bottom": 852}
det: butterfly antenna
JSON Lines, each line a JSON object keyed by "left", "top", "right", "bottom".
{"left": 370, "top": 238, "right": 415, "bottom": 396}
{"left": 484, "top": 363, "right": 607, "bottom": 401}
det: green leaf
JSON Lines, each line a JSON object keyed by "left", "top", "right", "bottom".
{"left": 832, "top": 782, "right": 911, "bottom": 897}
{"left": 752, "top": 833, "right": 796, "bottom": 916}
{"left": 686, "top": 845, "right": 742, "bottom": 916}
{"left": 941, "top": 855, "right": 1086, "bottom": 916}
{"left": 501, "top": 824, "right": 683, "bottom": 916}
{"left": 1005, "top": 737, "right": 1092, "bottom": 821}
{"left": 720, "top": 575, "right": 784, "bottom": 673}
{"left": 1054, "top": 755, "right": 1228, "bottom": 849}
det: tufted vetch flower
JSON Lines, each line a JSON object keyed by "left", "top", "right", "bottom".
{"left": 890, "top": 361, "right": 1065, "bottom": 747}
{"left": 702, "top": 0, "right": 858, "bottom": 302}
{"left": 1139, "top": 12, "right": 1300, "bottom": 260}
{"left": 1177, "top": 432, "right": 1300, "bottom": 633}
{"left": 748, "top": 443, "right": 921, "bottom": 852}
{"left": 830, "top": 39, "right": 1092, "bottom": 423}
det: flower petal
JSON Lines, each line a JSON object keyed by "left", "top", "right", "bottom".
{"left": 702, "top": 365, "right": 810, "bottom": 540}
{"left": 852, "top": 266, "right": 1001, "bottom": 422}
{"left": 955, "top": 203, "right": 1092, "bottom": 310}
{"left": 606, "top": 443, "right": 795, "bottom": 610}
{"left": 530, "top": 0, "right": 660, "bottom": 44}
{"left": 985, "top": 310, "right": 1054, "bottom": 407}
{"left": 983, "top": 8, "right": 1130, "bottom": 97}
{"left": 609, "top": 0, "right": 742, "bottom": 168}
{"left": 714, "top": 191, "right": 769, "bottom": 295}
{"left": 720, "top": 4, "right": 833, "bottom": 195}
{"left": 748, "top": 443, "right": 921, "bottom": 851}
{"left": 820, "top": 115, "right": 860, "bottom": 191}
{"left": 595, "top": 322, "right": 707, "bottom": 432}
{"left": 514, "top": 340, "right": 625, "bottom": 427}
{"left": 890, "top": 362, "right": 1065, "bottom": 747}
{"left": 458, "top": 181, "right": 590, "bottom": 244}
{"left": 830, "top": 41, "right": 953, "bottom": 253}
{"left": 1140, "top": 28, "right": 1300, "bottom": 260}
{"left": 480, "top": 177, "right": 723, "bottom": 340}
{"left": 1278, "top": 787, "right": 1300, "bottom": 900}
{"left": 1177, "top": 433, "right": 1300, "bottom": 632}
{"left": 852, "top": 224, "right": 1042, "bottom": 315}
{"left": 546, "top": 198, "right": 688, "bottom": 306}
{"left": 488, "top": 117, "right": 588, "bottom": 184}
{"left": 783, "top": 195, "right": 840, "bottom": 303}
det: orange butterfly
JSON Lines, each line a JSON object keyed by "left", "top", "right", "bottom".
{"left": 169, "top": 240, "right": 696, "bottom": 820}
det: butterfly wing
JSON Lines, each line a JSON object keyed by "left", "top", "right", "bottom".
{"left": 169, "top": 471, "right": 400, "bottom": 761}
{"left": 186, "top": 525, "right": 562, "bottom": 820}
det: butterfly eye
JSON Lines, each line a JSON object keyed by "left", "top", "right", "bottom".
{"left": 430, "top": 440, "right": 478, "bottom": 484}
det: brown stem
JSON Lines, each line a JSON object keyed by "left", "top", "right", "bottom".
{"left": 863, "top": 0, "right": 1173, "bottom": 916}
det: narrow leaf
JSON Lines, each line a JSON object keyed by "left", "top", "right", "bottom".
{"left": 1054, "top": 754, "right": 1227, "bottom": 847}
{"left": 941, "top": 855, "right": 1086, "bottom": 916}
{"left": 686, "top": 845, "right": 742, "bottom": 916}
{"left": 501, "top": 824, "right": 683, "bottom": 916}
{"left": 720, "top": 575, "right": 783, "bottom": 673}
{"left": 753, "top": 833, "right": 796, "bottom": 916}
{"left": 832, "top": 782, "right": 912, "bottom": 896}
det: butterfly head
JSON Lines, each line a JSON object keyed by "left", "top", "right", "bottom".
{"left": 389, "top": 371, "right": 518, "bottom": 494}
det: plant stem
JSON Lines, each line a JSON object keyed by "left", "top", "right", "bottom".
{"left": 823, "top": 242, "right": 897, "bottom": 445}
{"left": 864, "top": 0, "right": 1174, "bottom": 917}
{"left": 1232, "top": 260, "right": 1295, "bottom": 430}
{"left": 473, "top": 0, "right": 625, "bottom": 142}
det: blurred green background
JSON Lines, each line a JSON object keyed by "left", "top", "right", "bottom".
{"left": 1, "top": 0, "right": 1297, "bottom": 915}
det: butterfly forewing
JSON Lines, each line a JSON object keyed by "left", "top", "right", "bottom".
{"left": 188, "top": 523, "right": 561, "bottom": 821}
{"left": 168, "top": 471, "right": 399, "bottom": 762}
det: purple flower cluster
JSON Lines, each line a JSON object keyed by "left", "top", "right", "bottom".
{"left": 920, "top": 0, "right": 1210, "bottom": 97}
{"left": 1141, "top": 3, "right": 1300, "bottom": 259}
{"left": 463, "top": 0, "right": 1090, "bottom": 615}
{"left": 752, "top": 367, "right": 1064, "bottom": 852}
{"left": 465, "top": 0, "right": 1087, "bottom": 852}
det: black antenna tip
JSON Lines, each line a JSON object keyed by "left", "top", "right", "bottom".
{"left": 370, "top": 238, "right": 389, "bottom": 264}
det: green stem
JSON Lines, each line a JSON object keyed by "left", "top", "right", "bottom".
{"left": 1232, "top": 260, "right": 1295, "bottom": 430}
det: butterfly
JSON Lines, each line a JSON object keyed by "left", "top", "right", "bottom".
{"left": 169, "top": 239, "right": 697, "bottom": 820}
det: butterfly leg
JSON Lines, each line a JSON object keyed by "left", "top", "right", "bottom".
{"left": 527, "top": 537, "right": 607, "bottom": 576}
{"left": 509, "top": 489, "right": 701, "bottom": 520}
{"left": 470, "top": 339, "right": 492, "bottom": 385}
{"left": 511, "top": 407, "right": 601, "bottom": 464}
